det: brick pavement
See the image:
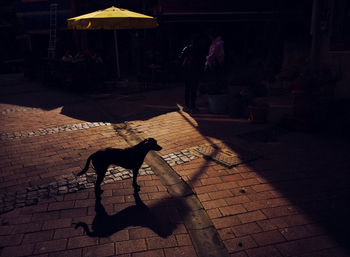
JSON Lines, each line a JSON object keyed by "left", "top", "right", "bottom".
{"left": 0, "top": 75, "right": 201, "bottom": 257}
{"left": 1, "top": 74, "right": 350, "bottom": 257}
{"left": 122, "top": 98, "right": 350, "bottom": 256}
{"left": 0, "top": 123, "right": 127, "bottom": 193}
{"left": 0, "top": 176, "right": 198, "bottom": 257}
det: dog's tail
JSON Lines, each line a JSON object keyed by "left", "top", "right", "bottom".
{"left": 77, "top": 154, "right": 93, "bottom": 176}
{"left": 75, "top": 222, "right": 97, "bottom": 237}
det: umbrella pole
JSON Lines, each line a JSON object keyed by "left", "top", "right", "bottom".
{"left": 114, "top": 29, "right": 121, "bottom": 78}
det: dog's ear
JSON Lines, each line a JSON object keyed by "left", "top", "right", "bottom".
{"left": 145, "top": 137, "right": 162, "bottom": 151}
{"left": 144, "top": 138, "right": 155, "bottom": 144}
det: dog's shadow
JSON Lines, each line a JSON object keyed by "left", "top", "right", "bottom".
{"left": 75, "top": 193, "right": 184, "bottom": 238}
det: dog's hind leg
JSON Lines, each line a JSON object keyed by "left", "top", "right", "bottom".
{"left": 132, "top": 168, "right": 141, "bottom": 192}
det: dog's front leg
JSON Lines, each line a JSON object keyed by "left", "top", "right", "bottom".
{"left": 95, "top": 170, "right": 106, "bottom": 199}
{"left": 132, "top": 168, "right": 140, "bottom": 192}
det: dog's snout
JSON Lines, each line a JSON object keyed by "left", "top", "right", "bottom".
{"left": 153, "top": 142, "right": 162, "bottom": 151}
{"left": 146, "top": 138, "right": 162, "bottom": 151}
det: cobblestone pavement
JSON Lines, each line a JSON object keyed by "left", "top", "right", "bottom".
{"left": 0, "top": 121, "right": 112, "bottom": 140}
{"left": 1, "top": 74, "right": 350, "bottom": 257}
{"left": 0, "top": 148, "right": 199, "bottom": 215}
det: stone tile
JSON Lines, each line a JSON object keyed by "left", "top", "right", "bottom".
{"left": 116, "top": 239, "right": 147, "bottom": 254}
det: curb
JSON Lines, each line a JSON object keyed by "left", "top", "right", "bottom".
{"left": 87, "top": 97, "right": 230, "bottom": 257}
{"left": 113, "top": 121, "right": 230, "bottom": 257}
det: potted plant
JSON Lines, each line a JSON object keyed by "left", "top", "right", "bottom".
{"left": 207, "top": 87, "right": 228, "bottom": 114}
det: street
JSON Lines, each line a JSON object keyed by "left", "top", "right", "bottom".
{"left": 1, "top": 73, "right": 350, "bottom": 257}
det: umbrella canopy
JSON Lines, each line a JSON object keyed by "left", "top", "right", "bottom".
{"left": 67, "top": 6, "right": 158, "bottom": 30}
{"left": 67, "top": 6, "right": 158, "bottom": 78}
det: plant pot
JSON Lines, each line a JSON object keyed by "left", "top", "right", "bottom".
{"left": 248, "top": 105, "right": 269, "bottom": 123}
{"left": 208, "top": 94, "right": 228, "bottom": 114}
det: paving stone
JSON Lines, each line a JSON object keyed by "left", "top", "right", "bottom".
{"left": 16, "top": 202, "right": 26, "bottom": 207}
{"left": 180, "top": 156, "right": 190, "bottom": 162}
{"left": 0, "top": 142, "right": 196, "bottom": 216}
{"left": 3, "top": 205, "right": 14, "bottom": 213}
{"left": 58, "top": 186, "right": 68, "bottom": 194}
{"left": 68, "top": 188, "right": 78, "bottom": 193}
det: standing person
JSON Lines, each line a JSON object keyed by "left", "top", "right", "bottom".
{"left": 179, "top": 35, "right": 203, "bottom": 112}
{"left": 204, "top": 30, "right": 225, "bottom": 93}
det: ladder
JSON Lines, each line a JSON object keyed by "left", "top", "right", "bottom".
{"left": 48, "top": 3, "right": 58, "bottom": 60}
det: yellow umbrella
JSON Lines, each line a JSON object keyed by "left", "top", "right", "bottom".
{"left": 67, "top": 6, "right": 158, "bottom": 78}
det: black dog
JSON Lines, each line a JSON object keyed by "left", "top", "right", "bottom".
{"left": 77, "top": 138, "right": 162, "bottom": 197}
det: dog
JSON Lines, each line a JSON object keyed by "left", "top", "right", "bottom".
{"left": 77, "top": 138, "right": 162, "bottom": 197}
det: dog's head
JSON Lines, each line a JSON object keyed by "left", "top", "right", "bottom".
{"left": 144, "top": 138, "right": 162, "bottom": 151}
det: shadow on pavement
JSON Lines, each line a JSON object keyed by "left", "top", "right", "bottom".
{"left": 75, "top": 192, "right": 188, "bottom": 238}
{"left": 60, "top": 95, "right": 180, "bottom": 124}
{"left": 2, "top": 74, "right": 350, "bottom": 252}
{"left": 71, "top": 93, "right": 350, "bottom": 250}
{"left": 180, "top": 109, "right": 350, "bottom": 251}
{"left": 0, "top": 74, "right": 180, "bottom": 122}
